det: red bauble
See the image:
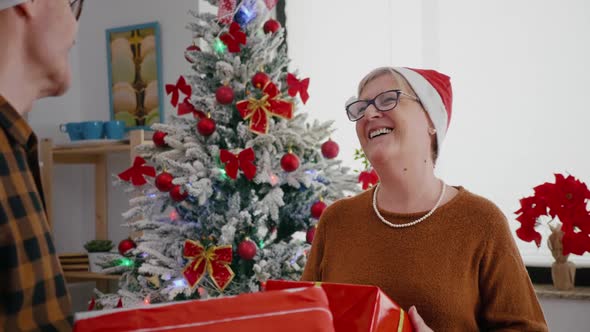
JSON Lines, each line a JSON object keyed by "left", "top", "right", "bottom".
{"left": 215, "top": 86, "right": 234, "bottom": 105}
{"left": 118, "top": 238, "right": 136, "bottom": 256}
{"left": 321, "top": 139, "right": 339, "bottom": 159}
{"left": 185, "top": 44, "right": 201, "bottom": 63}
{"left": 237, "top": 239, "right": 257, "bottom": 260}
{"left": 306, "top": 225, "right": 317, "bottom": 244}
{"left": 280, "top": 153, "right": 300, "bottom": 172}
{"left": 170, "top": 185, "right": 188, "bottom": 202}
{"left": 310, "top": 200, "right": 327, "bottom": 219}
{"left": 153, "top": 131, "right": 168, "bottom": 148}
{"left": 197, "top": 117, "right": 216, "bottom": 136}
{"left": 251, "top": 72, "right": 270, "bottom": 89}
{"left": 155, "top": 172, "right": 174, "bottom": 192}
{"left": 263, "top": 19, "right": 281, "bottom": 34}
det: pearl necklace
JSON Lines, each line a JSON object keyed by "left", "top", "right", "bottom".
{"left": 372, "top": 181, "right": 446, "bottom": 228}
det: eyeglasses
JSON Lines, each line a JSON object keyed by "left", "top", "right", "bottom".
{"left": 345, "top": 89, "right": 420, "bottom": 122}
{"left": 69, "top": 0, "right": 84, "bottom": 20}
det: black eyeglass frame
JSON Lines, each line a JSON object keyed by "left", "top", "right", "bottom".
{"left": 345, "top": 89, "right": 420, "bottom": 122}
{"left": 69, "top": 0, "right": 84, "bottom": 20}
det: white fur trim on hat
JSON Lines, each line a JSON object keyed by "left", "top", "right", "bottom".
{"left": 392, "top": 67, "right": 448, "bottom": 155}
{"left": 0, "top": 0, "right": 26, "bottom": 11}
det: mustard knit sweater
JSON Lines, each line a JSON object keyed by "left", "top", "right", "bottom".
{"left": 302, "top": 186, "right": 548, "bottom": 331}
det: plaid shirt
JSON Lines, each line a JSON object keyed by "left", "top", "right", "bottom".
{"left": 0, "top": 96, "right": 72, "bottom": 331}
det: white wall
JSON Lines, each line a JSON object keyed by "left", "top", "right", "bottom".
{"left": 286, "top": 0, "right": 590, "bottom": 268}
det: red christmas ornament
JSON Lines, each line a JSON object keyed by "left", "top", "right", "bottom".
{"left": 155, "top": 172, "right": 174, "bottom": 192}
{"left": 311, "top": 200, "right": 327, "bottom": 219}
{"left": 216, "top": 85, "right": 234, "bottom": 104}
{"left": 263, "top": 19, "right": 281, "bottom": 34}
{"left": 118, "top": 238, "right": 136, "bottom": 256}
{"left": 237, "top": 239, "right": 257, "bottom": 260}
{"left": 251, "top": 72, "right": 270, "bottom": 89}
{"left": 197, "top": 116, "right": 216, "bottom": 136}
{"left": 281, "top": 152, "right": 300, "bottom": 172}
{"left": 306, "top": 225, "right": 317, "bottom": 244}
{"left": 321, "top": 139, "right": 339, "bottom": 159}
{"left": 185, "top": 44, "right": 201, "bottom": 63}
{"left": 170, "top": 185, "right": 188, "bottom": 202}
{"left": 153, "top": 131, "right": 168, "bottom": 148}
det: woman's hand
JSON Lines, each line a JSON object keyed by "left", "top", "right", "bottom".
{"left": 408, "top": 306, "right": 434, "bottom": 332}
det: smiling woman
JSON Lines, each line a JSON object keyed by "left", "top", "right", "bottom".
{"left": 302, "top": 66, "right": 549, "bottom": 331}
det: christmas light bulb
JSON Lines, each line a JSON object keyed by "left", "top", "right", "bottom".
{"left": 119, "top": 258, "right": 134, "bottom": 267}
{"left": 219, "top": 168, "right": 228, "bottom": 180}
{"left": 214, "top": 38, "right": 227, "bottom": 54}
{"left": 169, "top": 210, "right": 179, "bottom": 221}
{"left": 173, "top": 279, "right": 187, "bottom": 287}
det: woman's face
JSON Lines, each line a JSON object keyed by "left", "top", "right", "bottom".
{"left": 355, "top": 73, "right": 433, "bottom": 168}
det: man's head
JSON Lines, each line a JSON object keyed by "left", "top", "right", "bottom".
{"left": 0, "top": 0, "right": 81, "bottom": 103}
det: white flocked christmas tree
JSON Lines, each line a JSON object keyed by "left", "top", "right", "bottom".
{"left": 96, "top": 0, "right": 359, "bottom": 309}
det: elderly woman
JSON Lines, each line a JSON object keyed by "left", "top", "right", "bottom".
{"left": 302, "top": 67, "right": 548, "bottom": 331}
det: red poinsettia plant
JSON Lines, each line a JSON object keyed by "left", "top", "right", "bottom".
{"left": 515, "top": 174, "right": 590, "bottom": 256}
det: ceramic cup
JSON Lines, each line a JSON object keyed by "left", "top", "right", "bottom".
{"left": 81, "top": 121, "right": 104, "bottom": 140}
{"left": 104, "top": 120, "right": 126, "bottom": 140}
{"left": 59, "top": 122, "right": 83, "bottom": 141}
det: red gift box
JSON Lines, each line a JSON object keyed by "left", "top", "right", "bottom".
{"left": 73, "top": 286, "right": 334, "bottom": 332}
{"left": 266, "top": 280, "right": 413, "bottom": 332}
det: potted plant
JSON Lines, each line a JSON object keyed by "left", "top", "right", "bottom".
{"left": 515, "top": 174, "right": 590, "bottom": 290}
{"left": 84, "top": 240, "right": 115, "bottom": 273}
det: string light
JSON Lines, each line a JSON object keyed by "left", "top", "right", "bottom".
{"left": 118, "top": 258, "right": 134, "bottom": 267}
{"left": 219, "top": 168, "right": 229, "bottom": 180}
{"left": 169, "top": 210, "right": 179, "bottom": 221}
{"left": 269, "top": 173, "right": 279, "bottom": 186}
{"left": 144, "top": 295, "right": 151, "bottom": 305}
{"left": 213, "top": 38, "right": 227, "bottom": 54}
{"left": 173, "top": 279, "right": 187, "bottom": 287}
{"left": 258, "top": 239, "right": 265, "bottom": 249}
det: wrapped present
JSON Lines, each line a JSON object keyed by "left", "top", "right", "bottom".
{"left": 73, "top": 286, "right": 334, "bottom": 332}
{"left": 266, "top": 280, "right": 413, "bottom": 332}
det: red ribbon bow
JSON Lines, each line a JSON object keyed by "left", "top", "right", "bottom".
{"left": 220, "top": 22, "right": 247, "bottom": 53}
{"left": 236, "top": 82, "right": 294, "bottom": 135}
{"left": 118, "top": 157, "right": 156, "bottom": 186}
{"left": 358, "top": 169, "right": 379, "bottom": 190}
{"left": 220, "top": 148, "right": 257, "bottom": 180}
{"left": 287, "top": 73, "right": 310, "bottom": 104}
{"left": 217, "top": 0, "right": 237, "bottom": 24}
{"left": 166, "top": 76, "right": 192, "bottom": 107}
{"left": 183, "top": 240, "right": 235, "bottom": 292}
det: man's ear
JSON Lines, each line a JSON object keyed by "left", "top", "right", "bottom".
{"left": 14, "top": 2, "right": 35, "bottom": 19}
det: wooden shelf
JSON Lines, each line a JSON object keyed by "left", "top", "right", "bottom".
{"left": 40, "top": 130, "right": 147, "bottom": 293}
{"left": 64, "top": 271, "right": 121, "bottom": 283}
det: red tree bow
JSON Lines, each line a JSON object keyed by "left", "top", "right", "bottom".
{"left": 220, "top": 22, "right": 247, "bottom": 53}
{"left": 118, "top": 157, "right": 156, "bottom": 186}
{"left": 219, "top": 147, "right": 257, "bottom": 180}
{"left": 236, "top": 82, "right": 294, "bottom": 135}
{"left": 183, "top": 240, "right": 235, "bottom": 292}
{"left": 287, "top": 73, "right": 310, "bottom": 104}
{"left": 217, "top": 0, "right": 237, "bottom": 24}
{"left": 166, "top": 76, "right": 192, "bottom": 107}
{"left": 358, "top": 169, "right": 379, "bottom": 190}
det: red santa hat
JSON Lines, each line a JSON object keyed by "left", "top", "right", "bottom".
{"left": 391, "top": 67, "right": 453, "bottom": 155}
{"left": 0, "top": 0, "right": 26, "bottom": 11}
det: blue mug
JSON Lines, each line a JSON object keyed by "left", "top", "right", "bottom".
{"left": 59, "top": 122, "right": 83, "bottom": 141}
{"left": 81, "top": 121, "right": 104, "bottom": 139}
{"left": 104, "top": 120, "right": 126, "bottom": 140}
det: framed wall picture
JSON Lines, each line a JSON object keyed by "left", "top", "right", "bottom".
{"left": 106, "top": 21, "right": 164, "bottom": 130}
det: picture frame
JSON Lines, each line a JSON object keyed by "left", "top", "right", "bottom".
{"left": 106, "top": 21, "right": 164, "bottom": 131}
